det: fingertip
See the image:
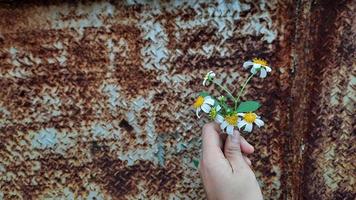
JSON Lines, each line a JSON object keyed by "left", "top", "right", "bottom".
{"left": 202, "top": 122, "right": 219, "bottom": 135}
{"left": 241, "top": 136, "right": 254, "bottom": 154}
{"left": 202, "top": 123, "right": 220, "bottom": 142}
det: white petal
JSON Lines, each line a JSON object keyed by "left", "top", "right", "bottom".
{"left": 204, "top": 96, "right": 212, "bottom": 100}
{"left": 226, "top": 125, "right": 234, "bottom": 135}
{"left": 253, "top": 63, "right": 261, "bottom": 69}
{"left": 204, "top": 97, "right": 215, "bottom": 105}
{"left": 244, "top": 123, "right": 253, "bottom": 132}
{"left": 220, "top": 121, "right": 228, "bottom": 130}
{"left": 265, "top": 66, "right": 272, "bottom": 72}
{"left": 209, "top": 71, "right": 216, "bottom": 78}
{"left": 238, "top": 120, "right": 246, "bottom": 129}
{"left": 243, "top": 61, "right": 253, "bottom": 69}
{"left": 196, "top": 108, "right": 201, "bottom": 118}
{"left": 215, "top": 115, "right": 224, "bottom": 123}
{"left": 259, "top": 68, "right": 267, "bottom": 78}
{"left": 250, "top": 66, "right": 258, "bottom": 74}
{"left": 202, "top": 79, "right": 207, "bottom": 86}
{"left": 237, "top": 113, "right": 244, "bottom": 117}
{"left": 254, "top": 119, "right": 264, "bottom": 127}
{"left": 201, "top": 104, "right": 211, "bottom": 113}
{"left": 216, "top": 105, "right": 221, "bottom": 112}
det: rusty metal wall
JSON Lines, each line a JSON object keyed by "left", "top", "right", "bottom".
{"left": 0, "top": 0, "right": 354, "bottom": 199}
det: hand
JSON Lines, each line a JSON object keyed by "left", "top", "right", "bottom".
{"left": 199, "top": 123, "right": 263, "bottom": 200}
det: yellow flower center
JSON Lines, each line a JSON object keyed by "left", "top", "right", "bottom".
{"left": 225, "top": 114, "right": 238, "bottom": 125}
{"left": 209, "top": 107, "right": 217, "bottom": 119}
{"left": 244, "top": 112, "right": 257, "bottom": 123}
{"left": 252, "top": 58, "right": 268, "bottom": 66}
{"left": 193, "top": 96, "right": 204, "bottom": 108}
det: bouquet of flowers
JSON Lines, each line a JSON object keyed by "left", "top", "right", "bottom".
{"left": 193, "top": 58, "right": 272, "bottom": 135}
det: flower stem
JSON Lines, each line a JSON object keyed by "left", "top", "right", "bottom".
{"left": 236, "top": 73, "right": 255, "bottom": 103}
{"left": 212, "top": 81, "right": 237, "bottom": 103}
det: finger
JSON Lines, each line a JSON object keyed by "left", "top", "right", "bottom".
{"left": 202, "top": 123, "right": 226, "bottom": 162}
{"left": 243, "top": 155, "right": 252, "bottom": 166}
{"left": 240, "top": 136, "right": 254, "bottom": 154}
{"left": 224, "top": 130, "right": 248, "bottom": 171}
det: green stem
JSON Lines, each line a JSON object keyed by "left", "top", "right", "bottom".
{"left": 212, "top": 81, "right": 236, "bottom": 103}
{"left": 236, "top": 73, "right": 255, "bottom": 103}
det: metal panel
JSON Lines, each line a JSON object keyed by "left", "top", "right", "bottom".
{"left": 0, "top": 0, "right": 354, "bottom": 199}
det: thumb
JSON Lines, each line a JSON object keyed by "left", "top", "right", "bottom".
{"left": 224, "top": 130, "right": 247, "bottom": 171}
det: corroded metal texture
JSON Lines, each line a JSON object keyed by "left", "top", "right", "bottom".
{"left": 0, "top": 0, "right": 354, "bottom": 199}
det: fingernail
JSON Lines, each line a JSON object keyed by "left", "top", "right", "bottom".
{"left": 231, "top": 132, "right": 239, "bottom": 144}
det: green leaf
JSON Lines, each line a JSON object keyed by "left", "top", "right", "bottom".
{"left": 193, "top": 159, "right": 199, "bottom": 168}
{"left": 199, "top": 91, "right": 210, "bottom": 97}
{"left": 236, "top": 101, "right": 261, "bottom": 112}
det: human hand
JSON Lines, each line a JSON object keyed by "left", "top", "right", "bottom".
{"left": 199, "top": 123, "right": 263, "bottom": 200}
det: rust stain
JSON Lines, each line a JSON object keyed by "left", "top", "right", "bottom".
{"left": 0, "top": 0, "right": 355, "bottom": 199}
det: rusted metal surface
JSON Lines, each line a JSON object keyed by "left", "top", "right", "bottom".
{"left": 0, "top": 0, "right": 354, "bottom": 199}
{"left": 293, "top": 1, "right": 356, "bottom": 199}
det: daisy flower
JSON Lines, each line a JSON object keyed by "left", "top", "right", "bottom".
{"left": 237, "top": 112, "right": 264, "bottom": 132}
{"left": 243, "top": 58, "right": 272, "bottom": 78}
{"left": 193, "top": 96, "right": 215, "bottom": 118}
{"left": 202, "top": 71, "right": 216, "bottom": 86}
{"left": 220, "top": 113, "right": 239, "bottom": 135}
{"left": 209, "top": 105, "right": 224, "bottom": 123}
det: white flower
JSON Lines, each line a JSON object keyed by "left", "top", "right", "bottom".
{"left": 203, "top": 71, "right": 216, "bottom": 86}
{"left": 220, "top": 113, "right": 239, "bottom": 135}
{"left": 209, "top": 105, "right": 224, "bottom": 123}
{"left": 193, "top": 95, "right": 215, "bottom": 118}
{"left": 243, "top": 58, "right": 272, "bottom": 78}
{"left": 237, "top": 112, "right": 264, "bottom": 132}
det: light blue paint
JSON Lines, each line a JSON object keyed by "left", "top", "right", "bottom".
{"left": 91, "top": 123, "right": 111, "bottom": 138}
{"left": 103, "top": 84, "right": 119, "bottom": 109}
{"left": 31, "top": 128, "right": 58, "bottom": 149}
{"left": 9, "top": 47, "right": 17, "bottom": 57}
{"left": 87, "top": 190, "right": 104, "bottom": 200}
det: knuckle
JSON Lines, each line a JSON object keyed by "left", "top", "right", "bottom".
{"left": 224, "top": 146, "right": 240, "bottom": 157}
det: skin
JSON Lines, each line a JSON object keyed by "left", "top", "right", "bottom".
{"left": 199, "top": 123, "right": 263, "bottom": 200}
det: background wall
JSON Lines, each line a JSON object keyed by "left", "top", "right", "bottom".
{"left": 0, "top": 0, "right": 354, "bottom": 199}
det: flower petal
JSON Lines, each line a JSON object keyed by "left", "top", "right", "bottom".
{"left": 220, "top": 121, "right": 228, "bottom": 130}
{"left": 201, "top": 103, "right": 211, "bottom": 113}
{"left": 250, "top": 66, "right": 258, "bottom": 74}
{"left": 202, "top": 79, "right": 207, "bottom": 86}
{"left": 253, "top": 63, "right": 261, "bottom": 69}
{"left": 238, "top": 120, "right": 246, "bottom": 129}
{"left": 196, "top": 108, "right": 201, "bottom": 118}
{"left": 265, "top": 66, "right": 272, "bottom": 72}
{"left": 215, "top": 115, "right": 224, "bottom": 123}
{"left": 204, "top": 95, "right": 212, "bottom": 100}
{"left": 243, "top": 61, "right": 253, "bottom": 69}
{"left": 259, "top": 68, "right": 267, "bottom": 78}
{"left": 216, "top": 105, "right": 221, "bottom": 112}
{"left": 209, "top": 71, "right": 216, "bottom": 78}
{"left": 226, "top": 125, "right": 234, "bottom": 135}
{"left": 237, "top": 113, "right": 244, "bottom": 117}
{"left": 244, "top": 123, "right": 253, "bottom": 132}
{"left": 204, "top": 97, "right": 215, "bottom": 105}
{"left": 254, "top": 119, "right": 264, "bottom": 127}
